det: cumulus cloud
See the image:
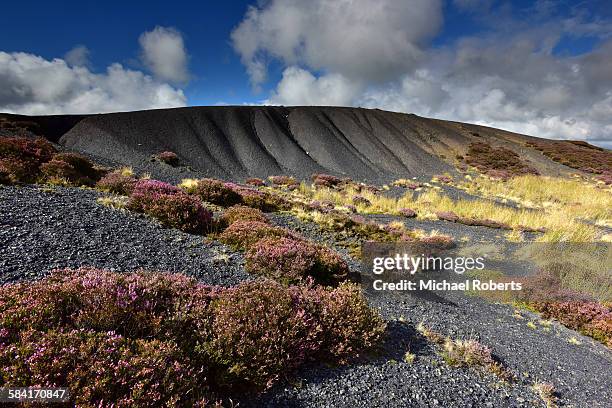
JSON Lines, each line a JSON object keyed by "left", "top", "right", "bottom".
{"left": 238, "top": 0, "right": 612, "bottom": 144}
{"left": 64, "top": 45, "right": 91, "bottom": 67}
{"left": 231, "top": 0, "right": 442, "bottom": 88}
{"left": 139, "top": 26, "right": 189, "bottom": 83}
{"left": 0, "top": 51, "right": 186, "bottom": 115}
{"left": 268, "top": 67, "right": 361, "bottom": 106}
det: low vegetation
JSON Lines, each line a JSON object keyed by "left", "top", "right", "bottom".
{"left": 218, "top": 205, "right": 269, "bottom": 228}
{"left": 218, "top": 220, "right": 299, "bottom": 250}
{"left": 127, "top": 179, "right": 212, "bottom": 233}
{"left": 41, "top": 152, "right": 104, "bottom": 186}
{"left": 0, "top": 268, "right": 385, "bottom": 405}
{"left": 95, "top": 168, "right": 138, "bottom": 195}
{"left": 155, "top": 151, "right": 179, "bottom": 166}
{"left": 416, "top": 323, "right": 510, "bottom": 380}
{"left": 527, "top": 139, "right": 612, "bottom": 178}
{"left": 192, "top": 178, "right": 243, "bottom": 207}
{"left": 0, "top": 136, "right": 56, "bottom": 183}
{"left": 464, "top": 141, "right": 539, "bottom": 179}
{"left": 245, "top": 237, "right": 349, "bottom": 285}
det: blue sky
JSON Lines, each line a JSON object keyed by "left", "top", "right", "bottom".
{"left": 1, "top": 1, "right": 611, "bottom": 145}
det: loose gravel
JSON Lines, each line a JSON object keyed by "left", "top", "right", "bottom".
{"left": 0, "top": 185, "right": 250, "bottom": 286}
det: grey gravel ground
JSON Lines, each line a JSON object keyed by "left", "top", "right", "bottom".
{"left": 0, "top": 185, "right": 250, "bottom": 286}
{"left": 1, "top": 185, "right": 610, "bottom": 407}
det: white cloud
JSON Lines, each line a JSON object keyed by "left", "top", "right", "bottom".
{"left": 0, "top": 51, "right": 186, "bottom": 115}
{"left": 231, "top": 0, "right": 442, "bottom": 87}
{"left": 267, "top": 67, "right": 361, "bottom": 106}
{"left": 248, "top": 1, "right": 612, "bottom": 145}
{"left": 64, "top": 45, "right": 91, "bottom": 67}
{"left": 139, "top": 26, "right": 189, "bottom": 83}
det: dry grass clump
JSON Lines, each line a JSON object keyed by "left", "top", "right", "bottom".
{"left": 97, "top": 195, "right": 129, "bottom": 210}
{"left": 0, "top": 268, "right": 385, "bottom": 404}
{"left": 464, "top": 142, "right": 539, "bottom": 179}
{"left": 245, "top": 236, "right": 349, "bottom": 285}
{"left": 459, "top": 174, "right": 611, "bottom": 227}
{"left": 532, "top": 382, "right": 558, "bottom": 407}
{"left": 416, "top": 323, "right": 510, "bottom": 380}
{"left": 392, "top": 179, "right": 421, "bottom": 189}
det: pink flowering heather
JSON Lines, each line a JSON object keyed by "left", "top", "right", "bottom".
{"left": 155, "top": 150, "right": 179, "bottom": 166}
{"left": 194, "top": 178, "right": 243, "bottom": 206}
{"left": 95, "top": 171, "right": 137, "bottom": 195}
{"left": 312, "top": 173, "right": 343, "bottom": 188}
{"left": 128, "top": 179, "right": 212, "bottom": 233}
{"left": 0, "top": 268, "right": 386, "bottom": 402}
{"left": 352, "top": 195, "right": 372, "bottom": 207}
{"left": 225, "top": 183, "right": 290, "bottom": 212}
{"left": 0, "top": 136, "right": 56, "bottom": 183}
{"left": 398, "top": 208, "right": 417, "bottom": 218}
{"left": 269, "top": 175, "right": 298, "bottom": 187}
{"left": 245, "top": 237, "right": 349, "bottom": 285}
{"left": 208, "top": 279, "right": 386, "bottom": 388}
{"left": 245, "top": 177, "right": 265, "bottom": 186}
{"left": 219, "top": 205, "right": 269, "bottom": 228}
{"left": 40, "top": 152, "right": 103, "bottom": 186}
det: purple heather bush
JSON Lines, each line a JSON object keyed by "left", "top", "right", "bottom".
{"left": 218, "top": 220, "right": 299, "bottom": 250}
{"left": 312, "top": 173, "right": 343, "bottom": 188}
{"left": 0, "top": 136, "right": 56, "bottom": 183}
{"left": 245, "top": 237, "right": 349, "bottom": 285}
{"left": 95, "top": 170, "right": 137, "bottom": 195}
{"left": 194, "top": 178, "right": 243, "bottom": 207}
{"left": 128, "top": 179, "right": 212, "bottom": 233}
{"left": 352, "top": 195, "right": 372, "bottom": 207}
{"left": 245, "top": 177, "right": 265, "bottom": 186}
{"left": 208, "top": 279, "right": 386, "bottom": 388}
{"left": 227, "top": 183, "right": 290, "bottom": 212}
{"left": 398, "top": 208, "right": 417, "bottom": 218}
{"left": 269, "top": 175, "right": 298, "bottom": 187}
{"left": 40, "top": 152, "right": 104, "bottom": 186}
{"left": 218, "top": 205, "right": 269, "bottom": 228}
{"left": 0, "top": 268, "right": 385, "bottom": 403}
{"left": 155, "top": 151, "right": 179, "bottom": 166}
